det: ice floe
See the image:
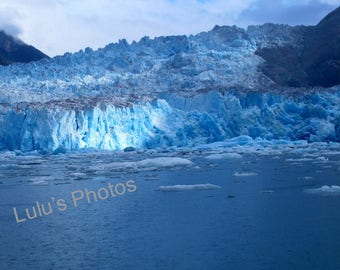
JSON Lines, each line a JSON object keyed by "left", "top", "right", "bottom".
{"left": 156, "top": 184, "right": 221, "bottom": 192}
{"left": 94, "top": 157, "right": 194, "bottom": 172}
{"left": 233, "top": 172, "right": 258, "bottom": 177}
{"left": 205, "top": 153, "right": 242, "bottom": 160}
{"left": 27, "top": 177, "right": 50, "bottom": 185}
{"left": 304, "top": 185, "right": 340, "bottom": 195}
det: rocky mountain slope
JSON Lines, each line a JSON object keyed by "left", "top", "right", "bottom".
{"left": 0, "top": 31, "right": 48, "bottom": 65}
{"left": 256, "top": 6, "right": 340, "bottom": 87}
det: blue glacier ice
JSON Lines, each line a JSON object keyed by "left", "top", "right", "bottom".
{"left": 0, "top": 24, "right": 339, "bottom": 152}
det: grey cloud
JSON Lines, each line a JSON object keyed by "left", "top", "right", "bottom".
{"left": 239, "top": 0, "right": 339, "bottom": 26}
{"left": 0, "top": 23, "right": 22, "bottom": 36}
{"left": 0, "top": 8, "right": 22, "bottom": 36}
{"left": 0, "top": 0, "right": 338, "bottom": 56}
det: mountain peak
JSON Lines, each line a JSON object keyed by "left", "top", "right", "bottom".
{"left": 317, "top": 6, "right": 340, "bottom": 27}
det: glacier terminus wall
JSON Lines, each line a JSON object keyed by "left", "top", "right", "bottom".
{"left": 0, "top": 23, "right": 339, "bottom": 152}
{"left": 0, "top": 89, "right": 339, "bottom": 152}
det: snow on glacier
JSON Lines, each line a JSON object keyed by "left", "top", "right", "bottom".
{"left": 0, "top": 25, "right": 339, "bottom": 152}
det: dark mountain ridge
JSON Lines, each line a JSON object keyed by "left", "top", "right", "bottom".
{"left": 256, "top": 6, "right": 340, "bottom": 87}
{"left": 0, "top": 31, "right": 48, "bottom": 65}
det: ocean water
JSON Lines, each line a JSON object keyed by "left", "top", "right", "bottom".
{"left": 0, "top": 145, "right": 340, "bottom": 270}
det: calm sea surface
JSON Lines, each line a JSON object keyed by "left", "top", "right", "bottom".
{"left": 0, "top": 146, "right": 339, "bottom": 270}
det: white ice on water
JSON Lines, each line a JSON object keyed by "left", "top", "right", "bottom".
{"left": 156, "top": 184, "right": 221, "bottom": 191}
{"left": 304, "top": 185, "right": 340, "bottom": 195}
{"left": 92, "top": 157, "right": 193, "bottom": 172}
{"left": 205, "top": 153, "right": 242, "bottom": 160}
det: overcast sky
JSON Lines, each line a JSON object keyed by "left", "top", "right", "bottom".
{"left": 0, "top": 0, "right": 339, "bottom": 56}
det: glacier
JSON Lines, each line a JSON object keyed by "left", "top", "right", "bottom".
{"left": 0, "top": 24, "right": 339, "bottom": 152}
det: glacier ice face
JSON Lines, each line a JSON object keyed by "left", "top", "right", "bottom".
{"left": 0, "top": 99, "right": 177, "bottom": 151}
{"left": 0, "top": 89, "right": 339, "bottom": 152}
{"left": 0, "top": 24, "right": 339, "bottom": 152}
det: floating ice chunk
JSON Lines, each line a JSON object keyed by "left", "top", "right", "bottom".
{"left": 205, "top": 153, "right": 242, "bottom": 160}
{"left": 0, "top": 151, "right": 16, "bottom": 160}
{"left": 304, "top": 185, "right": 340, "bottom": 195}
{"left": 156, "top": 183, "right": 221, "bottom": 191}
{"left": 28, "top": 177, "right": 50, "bottom": 185}
{"left": 30, "top": 180, "right": 48, "bottom": 185}
{"left": 285, "top": 158, "right": 314, "bottom": 162}
{"left": 261, "top": 189, "right": 274, "bottom": 194}
{"left": 70, "top": 172, "right": 89, "bottom": 180}
{"left": 233, "top": 172, "right": 258, "bottom": 177}
{"left": 313, "top": 157, "right": 329, "bottom": 163}
{"left": 137, "top": 157, "right": 193, "bottom": 168}
{"left": 98, "top": 157, "right": 193, "bottom": 172}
